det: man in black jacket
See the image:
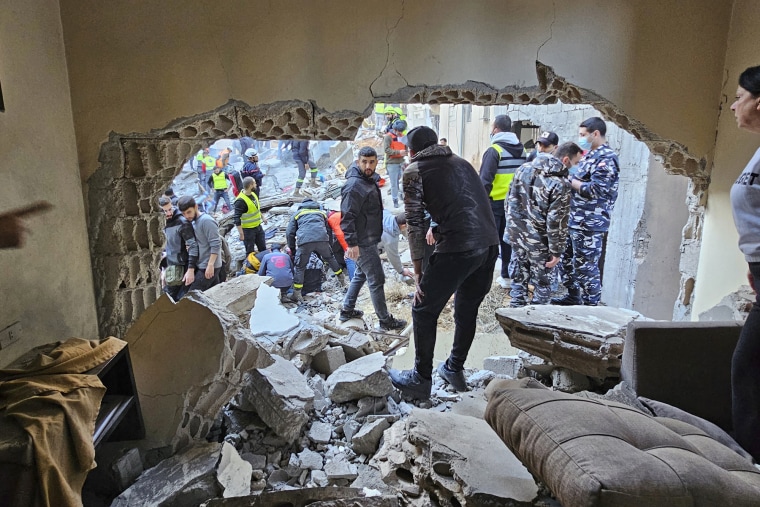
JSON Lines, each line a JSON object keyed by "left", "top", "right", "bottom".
{"left": 340, "top": 147, "right": 406, "bottom": 331}
{"left": 159, "top": 196, "right": 198, "bottom": 301}
{"left": 291, "top": 140, "right": 318, "bottom": 195}
{"left": 389, "top": 127, "right": 499, "bottom": 400}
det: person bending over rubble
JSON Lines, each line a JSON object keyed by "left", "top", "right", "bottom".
{"left": 178, "top": 196, "right": 223, "bottom": 292}
{"left": 506, "top": 142, "right": 582, "bottom": 307}
{"left": 389, "top": 126, "right": 498, "bottom": 400}
{"left": 379, "top": 210, "right": 413, "bottom": 282}
{"left": 340, "top": 147, "right": 407, "bottom": 332}
{"left": 258, "top": 244, "right": 294, "bottom": 302}
{"left": 286, "top": 198, "right": 346, "bottom": 302}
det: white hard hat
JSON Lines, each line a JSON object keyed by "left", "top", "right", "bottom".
{"left": 244, "top": 148, "right": 258, "bottom": 158}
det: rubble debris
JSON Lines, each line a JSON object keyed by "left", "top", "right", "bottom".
{"left": 496, "top": 305, "right": 647, "bottom": 379}
{"left": 372, "top": 410, "right": 538, "bottom": 506}
{"left": 483, "top": 354, "right": 522, "bottom": 378}
{"left": 698, "top": 285, "right": 754, "bottom": 322}
{"left": 112, "top": 442, "right": 222, "bottom": 507}
{"left": 205, "top": 275, "right": 267, "bottom": 325}
{"left": 550, "top": 367, "right": 591, "bottom": 393}
{"left": 308, "top": 421, "right": 334, "bottom": 444}
{"left": 352, "top": 418, "right": 391, "bottom": 455}
{"left": 249, "top": 283, "right": 300, "bottom": 336}
{"left": 325, "top": 352, "right": 394, "bottom": 403}
{"left": 324, "top": 453, "right": 359, "bottom": 481}
{"left": 312, "top": 345, "right": 347, "bottom": 375}
{"left": 124, "top": 291, "right": 272, "bottom": 452}
{"left": 217, "top": 442, "right": 253, "bottom": 498}
{"left": 328, "top": 330, "right": 374, "bottom": 361}
{"left": 201, "top": 487, "right": 399, "bottom": 507}
{"left": 297, "top": 448, "right": 324, "bottom": 470}
{"left": 284, "top": 326, "right": 331, "bottom": 358}
{"left": 240, "top": 354, "right": 314, "bottom": 443}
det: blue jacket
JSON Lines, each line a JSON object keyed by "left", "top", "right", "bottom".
{"left": 569, "top": 144, "right": 620, "bottom": 232}
{"left": 258, "top": 250, "right": 294, "bottom": 289}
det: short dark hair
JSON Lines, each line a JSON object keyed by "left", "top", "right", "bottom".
{"left": 270, "top": 243, "right": 282, "bottom": 251}
{"left": 164, "top": 187, "right": 175, "bottom": 197}
{"left": 243, "top": 176, "right": 255, "bottom": 189}
{"left": 394, "top": 213, "right": 406, "bottom": 226}
{"left": 555, "top": 142, "right": 583, "bottom": 161}
{"left": 493, "top": 114, "right": 512, "bottom": 132}
{"left": 739, "top": 65, "right": 760, "bottom": 96}
{"left": 580, "top": 117, "right": 607, "bottom": 136}
{"left": 177, "top": 195, "right": 196, "bottom": 212}
{"left": 358, "top": 146, "right": 378, "bottom": 158}
{"left": 158, "top": 196, "right": 171, "bottom": 207}
{"left": 439, "top": 138, "right": 447, "bottom": 143}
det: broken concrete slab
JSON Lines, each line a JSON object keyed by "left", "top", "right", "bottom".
{"left": 201, "top": 487, "right": 399, "bottom": 506}
{"left": 112, "top": 442, "right": 222, "bottom": 507}
{"left": 217, "top": 442, "right": 253, "bottom": 498}
{"left": 240, "top": 354, "right": 314, "bottom": 443}
{"left": 328, "top": 331, "right": 374, "bottom": 361}
{"left": 312, "top": 345, "right": 347, "bottom": 376}
{"left": 308, "top": 421, "right": 333, "bottom": 444}
{"left": 205, "top": 275, "right": 267, "bottom": 325}
{"left": 324, "top": 453, "right": 358, "bottom": 481}
{"left": 283, "top": 326, "right": 331, "bottom": 358}
{"left": 372, "top": 410, "right": 537, "bottom": 506}
{"left": 298, "top": 448, "right": 324, "bottom": 471}
{"left": 483, "top": 355, "right": 522, "bottom": 378}
{"left": 325, "top": 352, "right": 394, "bottom": 403}
{"left": 551, "top": 367, "right": 591, "bottom": 393}
{"left": 240, "top": 452, "right": 266, "bottom": 470}
{"left": 351, "top": 418, "right": 391, "bottom": 456}
{"left": 698, "top": 285, "right": 754, "bottom": 322}
{"left": 249, "top": 282, "right": 300, "bottom": 336}
{"left": 124, "top": 292, "right": 272, "bottom": 452}
{"left": 496, "top": 305, "right": 647, "bottom": 379}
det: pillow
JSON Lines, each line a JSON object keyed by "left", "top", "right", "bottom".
{"left": 485, "top": 380, "right": 760, "bottom": 507}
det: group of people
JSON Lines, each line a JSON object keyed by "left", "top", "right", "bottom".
{"left": 194, "top": 146, "right": 265, "bottom": 215}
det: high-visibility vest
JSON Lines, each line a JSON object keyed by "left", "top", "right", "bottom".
{"left": 197, "top": 153, "right": 216, "bottom": 171}
{"left": 294, "top": 208, "right": 327, "bottom": 222}
{"left": 237, "top": 192, "right": 262, "bottom": 228}
{"left": 388, "top": 133, "right": 406, "bottom": 160}
{"left": 489, "top": 144, "right": 525, "bottom": 200}
{"left": 212, "top": 171, "right": 228, "bottom": 190}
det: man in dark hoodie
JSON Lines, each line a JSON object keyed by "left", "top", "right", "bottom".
{"left": 479, "top": 114, "right": 526, "bottom": 288}
{"left": 291, "top": 140, "right": 319, "bottom": 195}
{"left": 286, "top": 198, "right": 346, "bottom": 302}
{"left": 388, "top": 127, "right": 499, "bottom": 400}
{"left": 159, "top": 196, "right": 198, "bottom": 301}
{"left": 506, "top": 142, "right": 582, "bottom": 307}
{"left": 340, "top": 147, "right": 407, "bottom": 331}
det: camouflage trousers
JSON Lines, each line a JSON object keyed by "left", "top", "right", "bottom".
{"left": 508, "top": 245, "right": 554, "bottom": 306}
{"left": 559, "top": 228, "right": 605, "bottom": 304}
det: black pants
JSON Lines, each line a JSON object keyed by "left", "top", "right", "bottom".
{"left": 412, "top": 245, "right": 498, "bottom": 378}
{"left": 490, "top": 200, "right": 511, "bottom": 278}
{"left": 293, "top": 241, "right": 342, "bottom": 287}
{"left": 732, "top": 261, "right": 760, "bottom": 461}
{"left": 242, "top": 225, "right": 266, "bottom": 255}
{"left": 186, "top": 267, "right": 220, "bottom": 293}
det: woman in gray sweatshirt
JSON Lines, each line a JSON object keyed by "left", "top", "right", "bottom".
{"left": 729, "top": 64, "right": 760, "bottom": 462}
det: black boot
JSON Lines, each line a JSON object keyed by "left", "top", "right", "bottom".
{"left": 551, "top": 290, "right": 583, "bottom": 306}
{"left": 389, "top": 368, "right": 432, "bottom": 400}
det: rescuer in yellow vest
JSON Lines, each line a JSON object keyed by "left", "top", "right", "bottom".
{"left": 233, "top": 176, "right": 267, "bottom": 255}
{"left": 207, "top": 165, "right": 232, "bottom": 214}
{"left": 479, "top": 114, "right": 526, "bottom": 288}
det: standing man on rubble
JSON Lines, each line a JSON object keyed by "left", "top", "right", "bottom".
{"left": 158, "top": 196, "right": 197, "bottom": 301}
{"left": 233, "top": 176, "right": 266, "bottom": 256}
{"left": 384, "top": 119, "right": 408, "bottom": 208}
{"left": 286, "top": 198, "right": 346, "bottom": 302}
{"left": 196, "top": 148, "right": 216, "bottom": 191}
{"left": 507, "top": 142, "right": 582, "bottom": 307}
{"left": 340, "top": 147, "right": 407, "bottom": 331}
{"left": 207, "top": 165, "right": 232, "bottom": 215}
{"left": 389, "top": 127, "right": 498, "bottom": 400}
{"left": 479, "top": 114, "right": 526, "bottom": 289}
{"left": 552, "top": 117, "right": 620, "bottom": 306}
{"left": 178, "top": 195, "right": 223, "bottom": 292}
{"left": 242, "top": 148, "right": 264, "bottom": 196}
{"left": 291, "top": 140, "right": 319, "bottom": 195}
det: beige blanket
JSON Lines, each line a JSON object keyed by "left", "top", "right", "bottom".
{"left": 0, "top": 337, "right": 126, "bottom": 507}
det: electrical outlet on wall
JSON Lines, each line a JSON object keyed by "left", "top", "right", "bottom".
{"left": 0, "top": 321, "right": 22, "bottom": 349}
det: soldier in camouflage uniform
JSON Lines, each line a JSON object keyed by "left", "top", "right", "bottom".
{"left": 552, "top": 117, "right": 620, "bottom": 306}
{"left": 506, "top": 142, "right": 583, "bottom": 307}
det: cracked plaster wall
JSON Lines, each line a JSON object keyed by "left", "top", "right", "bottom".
{"left": 54, "top": 0, "right": 739, "bottom": 331}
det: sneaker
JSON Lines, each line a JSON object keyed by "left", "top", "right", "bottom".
{"left": 377, "top": 315, "right": 407, "bottom": 331}
{"left": 393, "top": 199, "right": 399, "bottom": 208}
{"left": 496, "top": 276, "right": 510, "bottom": 289}
{"left": 437, "top": 361, "right": 467, "bottom": 392}
{"left": 550, "top": 293, "right": 583, "bottom": 306}
{"left": 388, "top": 368, "right": 432, "bottom": 400}
{"left": 339, "top": 308, "right": 364, "bottom": 322}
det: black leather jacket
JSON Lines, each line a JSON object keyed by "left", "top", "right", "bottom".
{"left": 403, "top": 145, "right": 498, "bottom": 261}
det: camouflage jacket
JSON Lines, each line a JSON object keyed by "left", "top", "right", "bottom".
{"left": 506, "top": 154, "right": 572, "bottom": 256}
{"left": 569, "top": 144, "right": 620, "bottom": 231}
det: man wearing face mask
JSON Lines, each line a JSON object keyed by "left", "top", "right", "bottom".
{"left": 552, "top": 117, "right": 620, "bottom": 306}
{"left": 506, "top": 142, "right": 583, "bottom": 307}
{"left": 479, "top": 114, "right": 526, "bottom": 289}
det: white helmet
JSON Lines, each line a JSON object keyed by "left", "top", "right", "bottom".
{"left": 244, "top": 148, "right": 258, "bottom": 158}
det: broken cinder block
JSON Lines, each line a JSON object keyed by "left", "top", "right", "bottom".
{"left": 325, "top": 352, "right": 394, "bottom": 403}
{"left": 312, "top": 345, "right": 347, "bottom": 376}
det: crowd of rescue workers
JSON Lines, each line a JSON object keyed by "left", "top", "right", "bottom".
{"left": 157, "top": 107, "right": 619, "bottom": 401}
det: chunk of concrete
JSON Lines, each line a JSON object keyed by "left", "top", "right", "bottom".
{"left": 312, "top": 345, "right": 347, "bottom": 376}
{"left": 250, "top": 282, "right": 300, "bottom": 336}
{"left": 298, "top": 448, "right": 324, "bottom": 471}
{"left": 551, "top": 367, "right": 590, "bottom": 393}
{"left": 241, "top": 452, "right": 267, "bottom": 470}
{"left": 324, "top": 454, "right": 358, "bottom": 481}
{"left": 205, "top": 275, "right": 267, "bottom": 325}
{"left": 496, "top": 306, "right": 647, "bottom": 379}
{"left": 308, "top": 421, "right": 333, "bottom": 444}
{"left": 372, "top": 410, "right": 537, "bottom": 506}
{"left": 329, "top": 331, "right": 374, "bottom": 361}
{"left": 240, "top": 355, "right": 314, "bottom": 443}
{"left": 352, "top": 418, "right": 391, "bottom": 455}
{"left": 698, "top": 285, "right": 754, "bottom": 322}
{"left": 124, "top": 292, "right": 272, "bottom": 452}
{"left": 201, "top": 487, "right": 394, "bottom": 507}
{"left": 112, "top": 442, "right": 222, "bottom": 507}
{"left": 218, "top": 442, "right": 253, "bottom": 498}
{"left": 311, "top": 470, "right": 329, "bottom": 487}
{"left": 326, "top": 352, "right": 394, "bottom": 403}
{"left": 283, "top": 326, "right": 330, "bottom": 358}
{"left": 483, "top": 355, "right": 522, "bottom": 378}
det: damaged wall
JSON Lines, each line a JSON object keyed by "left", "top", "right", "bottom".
{"left": 0, "top": 0, "right": 98, "bottom": 366}
{"left": 692, "top": 0, "right": 760, "bottom": 318}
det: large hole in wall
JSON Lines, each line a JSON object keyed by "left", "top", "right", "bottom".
{"left": 87, "top": 66, "right": 708, "bottom": 338}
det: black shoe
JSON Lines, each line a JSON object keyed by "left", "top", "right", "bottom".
{"left": 339, "top": 308, "right": 364, "bottom": 322}
{"left": 550, "top": 293, "right": 583, "bottom": 306}
{"left": 389, "top": 368, "right": 432, "bottom": 400}
{"left": 378, "top": 315, "right": 407, "bottom": 331}
{"left": 437, "top": 362, "right": 467, "bottom": 392}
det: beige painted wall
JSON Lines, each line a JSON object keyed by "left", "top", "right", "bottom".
{"left": 692, "top": 0, "right": 760, "bottom": 317}
{"left": 60, "top": 0, "right": 731, "bottom": 185}
{"left": 0, "top": 0, "right": 98, "bottom": 365}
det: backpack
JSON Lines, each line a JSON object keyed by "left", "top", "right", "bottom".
{"left": 242, "top": 252, "right": 262, "bottom": 274}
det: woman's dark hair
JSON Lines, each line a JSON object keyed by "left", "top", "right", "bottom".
{"left": 739, "top": 65, "right": 760, "bottom": 96}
